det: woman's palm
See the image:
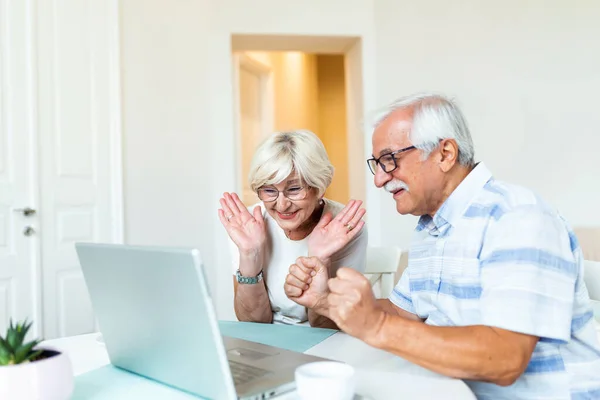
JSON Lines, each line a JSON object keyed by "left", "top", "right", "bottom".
{"left": 307, "top": 200, "right": 366, "bottom": 260}
{"left": 228, "top": 212, "right": 266, "bottom": 251}
{"left": 218, "top": 193, "right": 267, "bottom": 253}
{"left": 308, "top": 223, "right": 349, "bottom": 259}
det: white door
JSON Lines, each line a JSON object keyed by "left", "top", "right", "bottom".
{"left": 0, "top": 0, "right": 41, "bottom": 336}
{"left": 234, "top": 54, "right": 273, "bottom": 206}
{"left": 37, "top": 0, "right": 122, "bottom": 339}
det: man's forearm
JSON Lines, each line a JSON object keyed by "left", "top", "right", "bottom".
{"left": 376, "top": 299, "right": 422, "bottom": 321}
{"left": 308, "top": 298, "right": 416, "bottom": 328}
{"left": 366, "top": 314, "right": 535, "bottom": 386}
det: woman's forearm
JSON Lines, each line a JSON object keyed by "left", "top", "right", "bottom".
{"left": 307, "top": 308, "right": 338, "bottom": 329}
{"left": 306, "top": 294, "right": 338, "bottom": 329}
{"left": 233, "top": 252, "right": 272, "bottom": 323}
{"left": 234, "top": 279, "right": 272, "bottom": 323}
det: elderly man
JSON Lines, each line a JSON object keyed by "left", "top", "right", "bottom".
{"left": 284, "top": 93, "right": 600, "bottom": 399}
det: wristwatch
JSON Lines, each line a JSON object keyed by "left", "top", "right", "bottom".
{"left": 236, "top": 269, "right": 263, "bottom": 284}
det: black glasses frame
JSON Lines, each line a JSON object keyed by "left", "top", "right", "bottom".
{"left": 366, "top": 145, "right": 417, "bottom": 175}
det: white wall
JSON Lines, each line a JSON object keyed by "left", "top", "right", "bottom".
{"left": 120, "top": 0, "right": 600, "bottom": 319}
{"left": 373, "top": 0, "right": 600, "bottom": 249}
{"left": 120, "top": 0, "right": 220, "bottom": 289}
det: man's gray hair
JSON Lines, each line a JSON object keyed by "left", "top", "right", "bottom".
{"left": 374, "top": 92, "right": 475, "bottom": 167}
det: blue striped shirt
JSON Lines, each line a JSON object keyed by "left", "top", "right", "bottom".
{"left": 390, "top": 163, "right": 600, "bottom": 399}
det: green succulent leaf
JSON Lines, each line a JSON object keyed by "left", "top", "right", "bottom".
{"left": 0, "top": 340, "right": 11, "bottom": 366}
{"left": 0, "top": 318, "right": 42, "bottom": 365}
{"left": 0, "top": 336, "right": 12, "bottom": 359}
{"left": 14, "top": 339, "right": 40, "bottom": 364}
{"left": 6, "top": 323, "right": 21, "bottom": 351}
{"left": 26, "top": 349, "right": 43, "bottom": 362}
{"left": 14, "top": 321, "right": 31, "bottom": 349}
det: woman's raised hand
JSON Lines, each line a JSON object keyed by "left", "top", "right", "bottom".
{"left": 218, "top": 192, "right": 266, "bottom": 255}
{"left": 307, "top": 199, "right": 366, "bottom": 262}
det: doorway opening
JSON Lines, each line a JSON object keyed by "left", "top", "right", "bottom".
{"left": 231, "top": 35, "right": 365, "bottom": 207}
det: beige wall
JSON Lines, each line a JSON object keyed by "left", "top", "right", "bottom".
{"left": 244, "top": 51, "right": 319, "bottom": 134}
{"left": 317, "top": 55, "right": 348, "bottom": 203}
{"left": 272, "top": 52, "right": 320, "bottom": 135}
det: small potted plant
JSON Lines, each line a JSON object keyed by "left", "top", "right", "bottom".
{"left": 0, "top": 319, "right": 74, "bottom": 399}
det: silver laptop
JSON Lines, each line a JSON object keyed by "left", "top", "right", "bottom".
{"left": 75, "top": 242, "right": 330, "bottom": 400}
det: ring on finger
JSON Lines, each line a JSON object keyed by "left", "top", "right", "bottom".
{"left": 226, "top": 214, "right": 234, "bottom": 221}
{"left": 346, "top": 223, "right": 354, "bottom": 231}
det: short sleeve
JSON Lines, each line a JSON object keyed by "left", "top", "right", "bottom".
{"left": 389, "top": 269, "right": 416, "bottom": 314}
{"left": 329, "top": 224, "right": 368, "bottom": 275}
{"left": 479, "top": 206, "right": 577, "bottom": 342}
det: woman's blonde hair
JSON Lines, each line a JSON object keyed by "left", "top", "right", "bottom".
{"left": 248, "top": 130, "right": 334, "bottom": 197}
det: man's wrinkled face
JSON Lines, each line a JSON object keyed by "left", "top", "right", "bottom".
{"left": 371, "top": 109, "right": 438, "bottom": 216}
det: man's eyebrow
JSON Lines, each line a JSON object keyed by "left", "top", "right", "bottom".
{"left": 378, "top": 148, "right": 393, "bottom": 157}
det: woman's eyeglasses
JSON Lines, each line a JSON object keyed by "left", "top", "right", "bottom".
{"left": 257, "top": 186, "right": 309, "bottom": 202}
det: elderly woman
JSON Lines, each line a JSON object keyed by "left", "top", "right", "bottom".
{"left": 218, "top": 130, "right": 367, "bottom": 328}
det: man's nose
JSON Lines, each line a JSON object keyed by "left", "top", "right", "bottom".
{"left": 373, "top": 165, "right": 392, "bottom": 188}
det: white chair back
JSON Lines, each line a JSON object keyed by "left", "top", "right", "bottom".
{"left": 584, "top": 260, "right": 600, "bottom": 341}
{"left": 574, "top": 227, "right": 600, "bottom": 262}
{"left": 584, "top": 260, "right": 600, "bottom": 301}
{"left": 365, "top": 246, "right": 402, "bottom": 298}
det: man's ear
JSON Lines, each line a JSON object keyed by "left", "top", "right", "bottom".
{"left": 438, "top": 139, "right": 459, "bottom": 172}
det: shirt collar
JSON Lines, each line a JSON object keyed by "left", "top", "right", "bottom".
{"left": 417, "top": 162, "right": 493, "bottom": 234}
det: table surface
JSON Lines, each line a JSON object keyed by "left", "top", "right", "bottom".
{"left": 43, "top": 331, "right": 476, "bottom": 400}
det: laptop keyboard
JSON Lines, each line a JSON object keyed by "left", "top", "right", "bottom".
{"left": 229, "top": 360, "right": 270, "bottom": 386}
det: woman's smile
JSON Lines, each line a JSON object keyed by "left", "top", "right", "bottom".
{"left": 276, "top": 210, "right": 299, "bottom": 220}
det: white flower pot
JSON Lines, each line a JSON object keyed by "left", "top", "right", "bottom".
{"left": 0, "top": 347, "right": 74, "bottom": 400}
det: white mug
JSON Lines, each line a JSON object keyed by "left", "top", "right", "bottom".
{"left": 295, "top": 361, "right": 355, "bottom": 400}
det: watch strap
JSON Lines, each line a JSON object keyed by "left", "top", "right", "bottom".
{"left": 236, "top": 269, "right": 263, "bottom": 284}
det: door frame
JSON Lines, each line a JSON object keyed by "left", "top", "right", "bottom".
{"left": 229, "top": 37, "right": 368, "bottom": 216}
{"left": 215, "top": 35, "right": 374, "bottom": 321}
{"left": 231, "top": 53, "right": 274, "bottom": 197}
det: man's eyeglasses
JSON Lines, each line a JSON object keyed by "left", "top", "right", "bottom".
{"left": 366, "top": 145, "right": 416, "bottom": 175}
{"left": 257, "top": 186, "right": 309, "bottom": 202}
